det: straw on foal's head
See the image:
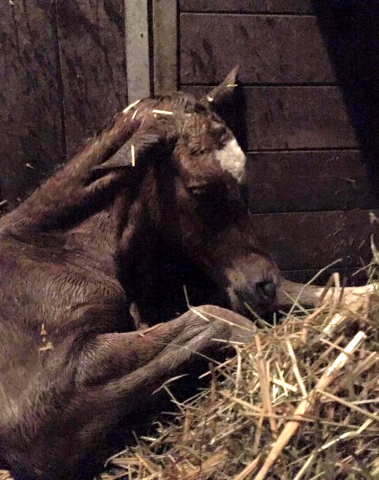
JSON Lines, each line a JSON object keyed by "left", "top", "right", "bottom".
{"left": 96, "top": 67, "right": 280, "bottom": 317}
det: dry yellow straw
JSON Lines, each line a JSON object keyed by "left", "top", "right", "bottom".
{"left": 152, "top": 109, "right": 173, "bottom": 115}
{"left": 123, "top": 99, "right": 141, "bottom": 114}
{"left": 131, "top": 145, "right": 135, "bottom": 167}
{"left": 253, "top": 330, "right": 366, "bottom": 480}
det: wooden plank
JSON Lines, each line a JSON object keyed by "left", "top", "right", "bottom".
{"left": 153, "top": 0, "right": 178, "bottom": 95}
{"left": 180, "top": 14, "right": 335, "bottom": 85}
{"left": 0, "top": 1, "right": 65, "bottom": 207}
{"left": 244, "top": 87, "right": 357, "bottom": 149}
{"left": 125, "top": 0, "right": 150, "bottom": 101}
{"left": 180, "top": 0, "right": 313, "bottom": 14}
{"left": 282, "top": 268, "right": 368, "bottom": 287}
{"left": 57, "top": 0, "right": 128, "bottom": 158}
{"left": 247, "top": 151, "right": 379, "bottom": 213}
{"left": 183, "top": 86, "right": 358, "bottom": 150}
{"left": 253, "top": 210, "right": 379, "bottom": 271}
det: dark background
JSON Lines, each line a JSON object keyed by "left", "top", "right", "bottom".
{"left": 1, "top": 0, "right": 379, "bottom": 284}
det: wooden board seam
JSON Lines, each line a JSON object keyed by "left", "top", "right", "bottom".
{"left": 184, "top": 85, "right": 347, "bottom": 90}
{"left": 52, "top": 0, "right": 68, "bottom": 162}
{"left": 180, "top": 11, "right": 315, "bottom": 17}
{"left": 249, "top": 208, "right": 378, "bottom": 216}
{"left": 245, "top": 147, "right": 360, "bottom": 153}
{"left": 181, "top": 82, "right": 339, "bottom": 87}
{"left": 249, "top": 208, "right": 378, "bottom": 218}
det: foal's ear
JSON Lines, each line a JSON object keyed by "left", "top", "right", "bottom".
{"left": 92, "top": 130, "right": 163, "bottom": 172}
{"left": 201, "top": 65, "right": 239, "bottom": 108}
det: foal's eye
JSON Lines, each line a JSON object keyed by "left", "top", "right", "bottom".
{"left": 189, "top": 146, "right": 207, "bottom": 156}
{"left": 186, "top": 185, "right": 210, "bottom": 197}
{"left": 186, "top": 183, "right": 224, "bottom": 200}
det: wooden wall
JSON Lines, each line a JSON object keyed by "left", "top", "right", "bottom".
{"left": 0, "top": 0, "right": 127, "bottom": 209}
{"left": 1, "top": 0, "right": 379, "bottom": 284}
{"left": 179, "top": 0, "right": 379, "bottom": 282}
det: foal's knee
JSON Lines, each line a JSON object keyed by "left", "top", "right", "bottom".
{"left": 191, "top": 305, "right": 257, "bottom": 344}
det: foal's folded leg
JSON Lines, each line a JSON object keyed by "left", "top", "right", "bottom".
{"left": 1, "top": 110, "right": 169, "bottom": 233}
{"left": 72, "top": 306, "right": 255, "bottom": 440}
{"left": 14, "top": 306, "right": 255, "bottom": 480}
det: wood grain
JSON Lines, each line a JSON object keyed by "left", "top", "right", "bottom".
{"left": 57, "top": 0, "right": 128, "bottom": 158}
{"left": 180, "top": 0, "right": 313, "bottom": 14}
{"left": 180, "top": 14, "right": 335, "bottom": 85}
{"left": 247, "top": 150, "right": 378, "bottom": 213}
{"left": 183, "top": 86, "right": 358, "bottom": 150}
{"left": 253, "top": 209, "right": 379, "bottom": 271}
{"left": 0, "top": 0, "right": 65, "bottom": 206}
{"left": 154, "top": 0, "right": 178, "bottom": 95}
{"left": 282, "top": 268, "right": 368, "bottom": 287}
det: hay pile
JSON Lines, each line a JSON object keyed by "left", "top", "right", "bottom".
{"left": 0, "top": 276, "right": 378, "bottom": 480}
{"left": 102, "top": 276, "right": 379, "bottom": 480}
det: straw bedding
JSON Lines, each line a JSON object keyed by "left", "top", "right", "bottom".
{"left": 101, "top": 272, "right": 379, "bottom": 480}
{"left": 0, "top": 273, "right": 378, "bottom": 480}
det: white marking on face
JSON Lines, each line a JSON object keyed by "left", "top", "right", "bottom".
{"left": 215, "top": 138, "right": 246, "bottom": 183}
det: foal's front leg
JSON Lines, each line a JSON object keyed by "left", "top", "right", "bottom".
{"left": 47, "top": 306, "right": 255, "bottom": 479}
{"left": 0, "top": 111, "right": 139, "bottom": 233}
{"left": 1, "top": 109, "right": 166, "bottom": 234}
{"left": 79, "top": 305, "right": 256, "bottom": 389}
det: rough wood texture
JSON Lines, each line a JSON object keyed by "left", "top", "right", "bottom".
{"left": 247, "top": 150, "right": 379, "bottom": 213}
{"left": 282, "top": 268, "right": 368, "bottom": 287}
{"left": 243, "top": 86, "right": 357, "bottom": 149}
{"left": 180, "top": 0, "right": 313, "bottom": 14}
{"left": 57, "top": 0, "right": 127, "bottom": 157}
{"left": 125, "top": 0, "right": 150, "bottom": 101}
{"left": 154, "top": 0, "right": 178, "bottom": 95}
{"left": 253, "top": 210, "right": 379, "bottom": 271}
{"left": 180, "top": 14, "right": 335, "bottom": 85}
{"left": 183, "top": 86, "right": 358, "bottom": 150}
{"left": 0, "top": 0, "right": 65, "bottom": 207}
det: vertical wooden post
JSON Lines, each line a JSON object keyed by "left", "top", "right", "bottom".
{"left": 125, "top": 0, "right": 151, "bottom": 101}
{"left": 153, "top": 0, "right": 178, "bottom": 95}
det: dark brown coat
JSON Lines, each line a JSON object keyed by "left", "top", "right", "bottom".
{"left": 0, "top": 69, "right": 279, "bottom": 479}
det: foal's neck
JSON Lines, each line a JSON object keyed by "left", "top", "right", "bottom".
{"left": 68, "top": 193, "right": 142, "bottom": 279}
{"left": 68, "top": 201, "right": 121, "bottom": 258}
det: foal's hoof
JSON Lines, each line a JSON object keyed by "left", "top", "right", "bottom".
{"left": 194, "top": 305, "right": 257, "bottom": 345}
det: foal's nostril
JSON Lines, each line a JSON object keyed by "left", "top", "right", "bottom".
{"left": 256, "top": 280, "right": 277, "bottom": 303}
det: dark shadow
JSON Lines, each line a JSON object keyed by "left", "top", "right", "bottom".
{"left": 216, "top": 83, "right": 249, "bottom": 151}
{"left": 129, "top": 242, "right": 223, "bottom": 325}
{"left": 312, "top": 0, "right": 379, "bottom": 194}
{"left": 93, "top": 361, "right": 224, "bottom": 479}
{"left": 233, "top": 84, "right": 249, "bottom": 152}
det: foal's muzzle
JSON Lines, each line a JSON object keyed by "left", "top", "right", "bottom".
{"left": 226, "top": 256, "right": 281, "bottom": 317}
{"left": 256, "top": 280, "right": 277, "bottom": 305}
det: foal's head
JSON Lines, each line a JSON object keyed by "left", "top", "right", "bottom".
{"left": 98, "top": 68, "right": 280, "bottom": 317}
